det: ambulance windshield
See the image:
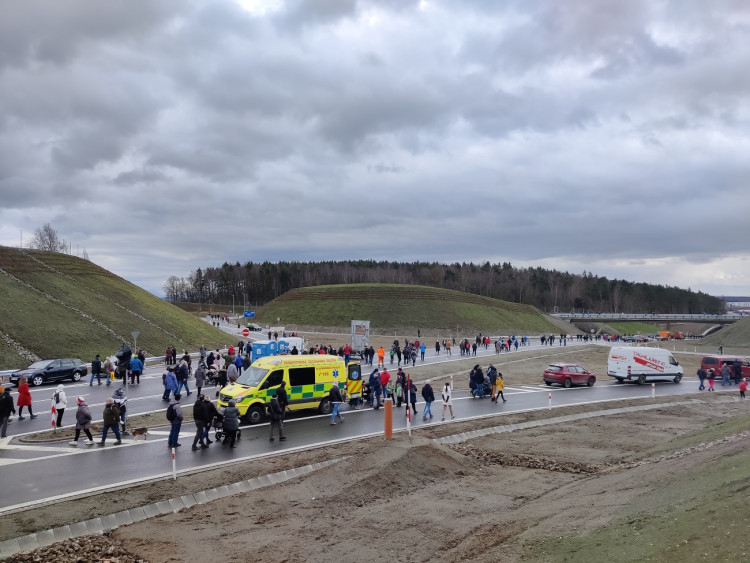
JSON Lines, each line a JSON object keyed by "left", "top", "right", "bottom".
{"left": 237, "top": 366, "right": 269, "bottom": 387}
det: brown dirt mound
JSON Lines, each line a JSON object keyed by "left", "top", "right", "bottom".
{"left": 451, "top": 444, "right": 603, "bottom": 474}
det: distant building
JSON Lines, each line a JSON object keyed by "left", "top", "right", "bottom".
{"left": 724, "top": 298, "right": 750, "bottom": 315}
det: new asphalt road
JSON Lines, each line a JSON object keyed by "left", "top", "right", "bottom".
{"left": 0, "top": 340, "right": 713, "bottom": 511}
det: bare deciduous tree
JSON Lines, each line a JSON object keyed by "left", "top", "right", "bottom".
{"left": 30, "top": 223, "right": 67, "bottom": 252}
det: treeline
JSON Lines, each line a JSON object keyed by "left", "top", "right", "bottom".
{"left": 163, "top": 260, "right": 724, "bottom": 314}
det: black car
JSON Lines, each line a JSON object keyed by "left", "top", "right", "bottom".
{"left": 10, "top": 359, "right": 88, "bottom": 387}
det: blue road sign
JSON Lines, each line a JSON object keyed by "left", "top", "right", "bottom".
{"left": 243, "top": 310, "right": 255, "bottom": 318}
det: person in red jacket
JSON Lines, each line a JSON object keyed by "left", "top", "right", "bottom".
{"left": 380, "top": 369, "right": 391, "bottom": 401}
{"left": 740, "top": 378, "right": 747, "bottom": 399}
{"left": 16, "top": 377, "right": 37, "bottom": 420}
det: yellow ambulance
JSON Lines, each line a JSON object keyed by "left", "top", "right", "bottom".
{"left": 217, "top": 355, "right": 360, "bottom": 424}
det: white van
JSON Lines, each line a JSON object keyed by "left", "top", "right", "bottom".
{"left": 607, "top": 346, "right": 683, "bottom": 384}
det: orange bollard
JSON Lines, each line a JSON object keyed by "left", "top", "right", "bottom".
{"left": 384, "top": 400, "right": 393, "bottom": 440}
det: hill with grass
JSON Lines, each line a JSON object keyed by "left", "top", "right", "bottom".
{"left": 0, "top": 246, "right": 229, "bottom": 369}
{"left": 700, "top": 316, "right": 750, "bottom": 348}
{"left": 253, "top": 284, "right": 564, "bottom": 335}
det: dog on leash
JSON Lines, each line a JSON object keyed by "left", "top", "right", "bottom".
{"left": 130, "top": 427, "right": 148, "bottom": 440}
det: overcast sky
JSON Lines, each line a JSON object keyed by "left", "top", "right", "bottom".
{"left": 1, "top": 0, "right": 749, "bottom": 299}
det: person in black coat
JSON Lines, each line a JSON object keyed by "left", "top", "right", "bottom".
{"left": 407, "top": 379, "right": 418, "bottom": 415}
{"left": 276, "top": 381, "right": 289, "bottom": 419}
{"left": 115, "top": 343, "right": 132, "bottom": 381}
{"left": 221, "top": 400, "right": 241, "bottom": 448}
{"left": 367, "top": 369, "right": 379, "bottom": 406}
{"left": 268, "top": 396, "right": 285, "bottom": 441}
{"left": 697, "top": 367, "right": 707, "bottom": 391}
{"left": 192, "top": 395, "right": 209, "bottom": 450}
{"left": 471, "top": 365, "right": 485, "bottom": 398}
{"left": 371, "top": 372, "right": 383, "bottom": 409}
{"left": 202, "top": 395, "right": 220, "bottom": 444}
{"left": 329, "top": 384, "right": 344, "bottom": 424}
{"left": 90, "top": 354, "right": 103, "bottom": 386}
{"left": 0, "top": 387, "right": 16, "bottom": 438}
{"left": 420, "top": 380, "right": 434, "bottom": 421}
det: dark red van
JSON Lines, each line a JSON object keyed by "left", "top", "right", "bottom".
{"left": 700, "top": 356, "right": 750, "bottom": 378}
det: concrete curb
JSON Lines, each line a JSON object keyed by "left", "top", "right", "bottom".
{"left": 0, "top": 457, "right": 346, "bottom": 560}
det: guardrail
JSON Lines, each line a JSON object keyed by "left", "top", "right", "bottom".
{"left": 0, "top": 348, "right": 232, "bottom": 384}
{"left": 551, "top": 313, "right": 743, "bottom": 321}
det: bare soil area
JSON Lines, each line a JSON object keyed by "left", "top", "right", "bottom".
{"left": 6, "top": 343, "right": 750, "bottom": 562}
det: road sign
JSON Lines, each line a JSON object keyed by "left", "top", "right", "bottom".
{"left": 242, "top": 328, "right": 250, "bottom": 337}
{"left": 243, "top": 310, "right": 255, "bottom": 318}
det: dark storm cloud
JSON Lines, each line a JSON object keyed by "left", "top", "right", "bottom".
{"left": 0, "top": 0, "right": 748, "bottom": 296}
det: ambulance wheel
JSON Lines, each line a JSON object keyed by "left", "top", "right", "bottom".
{"left": 563, "top": 378, "right": 572, "bottom": 388}
{"left": 318, "top": 398, "right": 332, "bottom": 415}
{"left": 244, "top": 406, "right": 265, "bottom": 425}
{"left": 637, "top": 374, "right": 647, "bottom": 385}
{"left": 673, "top": 374, "right": 682, "bottom": 384}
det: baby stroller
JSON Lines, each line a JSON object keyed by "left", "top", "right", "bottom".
{"left": 362, "top": 383, "right": 372, "bottom": 407}
{"left": 211, "top": 415, "right": 241, "bottom": 443}
{"left": 205, "top": 366, "right": 219, "bottom": 386}
{"left": 469, "top": 380, "right": 493, "bottom": 398}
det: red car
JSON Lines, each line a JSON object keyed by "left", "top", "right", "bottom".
{"left": 543, "top": 363, "right": 596, "bottom": 388}
{"left": 700, "top": 356, "right": 750, "bottom": 378}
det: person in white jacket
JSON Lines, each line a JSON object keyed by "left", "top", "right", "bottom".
{"left": 441, "top": 381, "right": 454, "bottom": 421}
{"left": 53, "top": 384, "right": 67, "bottom": 428}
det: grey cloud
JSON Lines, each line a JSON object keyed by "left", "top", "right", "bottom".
{"left": 1, "top": 0, "right": 749, "bottom": 296}
{"left": 275, "top": 0, "right": 358, "bottom": 31}
{"left": 113, "top": 168, "right": 168, "bottom": 187}
{"left": 0, "top": 0, "right": 182, "bottom": 69}
{"left": 367, "top": 163, "right": 404, "bottom": 174}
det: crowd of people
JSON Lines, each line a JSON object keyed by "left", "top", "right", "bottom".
{"left": 22, "top": 331, "right": 748, "bottom": 457}
{"left": 696, "top": 360, "right": 746, "bottom": 393}
{"left": 0, "top": 330, "right": 516, "bottom": 447}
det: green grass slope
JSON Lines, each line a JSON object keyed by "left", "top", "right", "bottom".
{"left": 607, "top": 321, "right": 663, "bottom": 334}
{"left": 255, "top": 284, "right": 562, "bottom": 334}
{"left": 0, "top": 246, "right": 229, "bottom": 369}
{"left": 700, "top": 315, "right": 750, "bottom": 348}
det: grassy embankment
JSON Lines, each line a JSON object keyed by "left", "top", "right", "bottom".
{"left": 606, "top": 321, "right": 663, "bottom": 334}
{"left": 0, "top": 246, "right": 228, "bottom": 369}
{"left": 251, "top": 284, "right": 564, "bottom": 336}
{"left": 525, "top": 411, "right": 750, "bottom": 562}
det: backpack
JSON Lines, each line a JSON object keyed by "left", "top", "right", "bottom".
{"left": 54, "top": 392, "right": 60, "bottom": 404}
{"left": 166, "top": 403, "right": 176, "bottom": 422}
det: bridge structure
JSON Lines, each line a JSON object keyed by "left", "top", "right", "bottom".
{"left": 550, "top": 313, "right": 743, "bottom": 323}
